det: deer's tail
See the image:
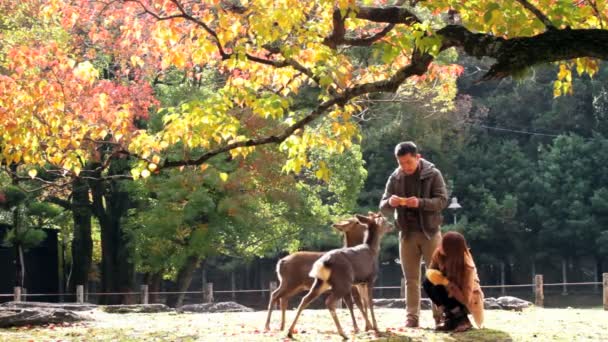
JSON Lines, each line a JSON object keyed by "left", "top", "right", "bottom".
{"left": 309, "top": 256, "right": 331, "bottom": 281}
{"left": 276, "top": 259, "right": 285, "bottom": 283}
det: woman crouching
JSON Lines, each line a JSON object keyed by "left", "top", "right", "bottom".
{"left": 423, "top": 231, "right": 484, "bottom": 332}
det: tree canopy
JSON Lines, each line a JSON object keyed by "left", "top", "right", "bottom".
{"left": 3, "top": 0, "right": 607, "bottom": 179}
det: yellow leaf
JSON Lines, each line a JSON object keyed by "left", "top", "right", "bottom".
{"left": 28, "top": 169, "right": 37, "bottom": 179}
{"left": 73, "top": 61, "right": 99, "bottom": 84}
{"left": 219, "top": 172, "right": 228, "bottom": 182}
{"left": 148, "top": 163, "right": 157, "bottom": 171}
{"left": 99, "top": 93, "right": 108, "bottom": 111}
{"left": 130, "top": 168, "right": 141, "bottom": 180}
{"left": 200, "top": 163, "right": 209, "bottom": 171}
{"left": 141, "top": 169, "right": 151, "bottom": 178}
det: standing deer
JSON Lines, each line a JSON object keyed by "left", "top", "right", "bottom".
{"left": 287, "top": 212, "right": 394, "bottom": 339}
{"left": 265, "top": 217, "right": 369, "bottom": 332}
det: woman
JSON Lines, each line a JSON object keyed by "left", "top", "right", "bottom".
{"left": 423, "top": 231, "right": 484, "bottom": 332}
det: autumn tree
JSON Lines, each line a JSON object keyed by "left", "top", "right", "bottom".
{"left": 3, "top": 0, "right": 608, "bottom": 298}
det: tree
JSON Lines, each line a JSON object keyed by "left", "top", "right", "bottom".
{"left": 124, "top": 142, "right": 366, "bottom": 306}
{"left": 0, "top": 186, "right": 64, "bottom": 288}
{"left": 4, "top": 0, "right": 605, "bottom": 179}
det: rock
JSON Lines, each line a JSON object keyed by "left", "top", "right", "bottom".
{"left": 371, "top": 298, "right": 432, "bottom": 310}
{"left": 483, "top": 297, "right": 502, "bottom": 310}
{"left": 420, "top": 298, "right": 432, "bottom": 310}
{"left": 372, "top": 298, "right": 405, "bottom": 309}
{"left": 177, "top": 302, "right": 253, "bottom": 313}
{"left": 0, "top": 301, "right": 97, "bottom": 312}
{"left": 0, "top": 308, "right": 85, "bottom": 328}
{"left": 100, "top": 304, "right": 172, "bottom": 313}
{"left": 495, "top": 296, "right": 532, "bottom": 311}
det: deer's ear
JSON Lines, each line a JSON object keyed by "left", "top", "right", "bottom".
{"left": 332, "top": 220, "right": 353, "bottom": 231}
{"left": 355, "top": 214, "right": 371, "bottom": 224}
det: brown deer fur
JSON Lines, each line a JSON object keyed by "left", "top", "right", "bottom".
{"left": 286, "top": 212, "right": 394, "bottom": 339}
{"left": 264, "top": 218, "right": 368, "bottom": 331}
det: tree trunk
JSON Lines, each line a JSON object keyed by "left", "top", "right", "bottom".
{"left": 58, "top": 237, "right": 64, "bottom": 302}
{"left": 15, "top": 244, "right": 24, "bottom": 288}
{"left": 90, "top": 163, "right": 134, "bottom": 305}
{"left": 69, "top": 177, "right": 92, "bottom": 293}
{"left": 144, "top": 272, "right": 163, "bottom": 304}
{"left": 166, "top": 255, "right": 200, "bottom": 308}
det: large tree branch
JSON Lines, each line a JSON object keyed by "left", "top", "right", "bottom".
{"left": 324, "top": 6, "right": 419, "bottom": 48}
{"left": 46, "top": 196, "right": 72, "bottom": 210}
{"left": 356, "top": 6, "right": 420, "bottom": 24}
{"left": 161, "top": 51, "right": 432, "bottom": 169}
{"left": 514, "top": 0, "right": 555, "bottom": 29}
{"left": 438, "top": 25, "right": 608, "bottom": 80}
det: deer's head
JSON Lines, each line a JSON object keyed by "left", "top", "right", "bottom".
{"left": 332, "top": 217, "right": 368, "bottom": 247}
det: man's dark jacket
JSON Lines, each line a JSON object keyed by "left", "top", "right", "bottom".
{"left": 379, "top": 159, "right": 448, "bottom": 238}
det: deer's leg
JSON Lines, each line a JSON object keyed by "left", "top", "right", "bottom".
{"left": 279, "top": 297, "right": 288, "bottom": 331}
{"left": 353, "top": 284, "right": 371, "bottom": 330}
{"left": 287, "top": 279, "right": 328, "bottom": 338}
{"left": 342, "top": 292, "right": 359, "bottom": 333}
{"left": 265, "top": 285, "right": 286, "bottom": 331}
{"left": 326, "top": 292, "right": 349, "bottom": 340}
{"left": 357, "top": 284, "right": 374, "bottom": 331}
{"left": 366, "top": 283, "right": 379, "bottom": 332}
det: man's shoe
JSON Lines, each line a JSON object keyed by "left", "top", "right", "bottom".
{"left": 405, "top": 318, "right": 419, "bottom": 328}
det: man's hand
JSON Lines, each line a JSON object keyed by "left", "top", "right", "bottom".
{"left": 404, "top": 197, "right": 419, "bottom": 208}
{"left": 389, "top": 195, "right": 402, "bottom": 207}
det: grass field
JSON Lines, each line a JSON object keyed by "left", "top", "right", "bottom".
{"left": 1, "top": 307, "right": 606, "bottom": 341}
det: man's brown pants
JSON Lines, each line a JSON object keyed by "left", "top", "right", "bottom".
{"left": 399, "top": 230, "right": 442, "bottom": 322}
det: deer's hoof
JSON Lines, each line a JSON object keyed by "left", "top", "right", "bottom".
{"left": 287, "top": 331, "right": 294, "bottom": 338}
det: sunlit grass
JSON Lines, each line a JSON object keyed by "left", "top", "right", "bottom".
{"left": 1, "top": 307, "right": 606, "bottom": 341}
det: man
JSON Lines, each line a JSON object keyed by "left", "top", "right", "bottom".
{"left": 379, "top": 141, "right": 448, "bottom": 328}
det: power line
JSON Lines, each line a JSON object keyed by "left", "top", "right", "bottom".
{"left": 464, "top": 122, "right": 566, "bottom": 138}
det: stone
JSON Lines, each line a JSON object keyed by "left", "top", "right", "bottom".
{"left": 177, "top": 302, "right": 253, "bottom": 313}
{"left": 483, "top": 297, "right": 503, "bottom": 310}
{"left": 0, "top": 301, "right": 97, "bottom": 311}
{"left": 0, "top": 308, "right": 85, "bottom": 328}
{"left": 371, "top": 298, "right": 432, "bottom": 310}
{"left": 495, "top": 296, "right": 532, "bottom": 311}
{"left": 100, "top": 304, "right": 172, "bottom": 313}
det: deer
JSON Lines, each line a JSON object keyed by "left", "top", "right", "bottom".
{"left": 264, "top": 217, "right": 369, "bottom": 332}
{"left": 286, "top": 212, "right": 394, "bottom": 340}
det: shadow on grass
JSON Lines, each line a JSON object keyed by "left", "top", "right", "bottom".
{"left": 371, "top": 328, "right": 513, "bottom": 342}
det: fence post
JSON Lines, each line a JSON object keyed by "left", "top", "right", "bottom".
{"left": 603, "top": 273, "right": 608, "bottom": 311}
{"left": 141, "top": 285, "right": 149, "bottom": 305}
{"left": 204, "top": 282, "right": 214, "bottom": 303}
{"left": 534, "top": 274, "right": 544, "bottom": 307}
{"left": 500, "top": 262, "right": 506, "bottom": 296}
{"left": 231, "top": 272, "right": 236, "bottom": 301}
{"left": 76, "top": 285, "right": 84, "bottom": 304}
{"left": 400, "top": 277, "right": 405, "bottom": 299}
{"left": 269, "top": 281, "right": 278, "bottom": 310}
{"left": 13, "top": 287, "right": 21, "bottom": 302}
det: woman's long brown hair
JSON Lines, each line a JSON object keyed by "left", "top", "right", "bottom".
{"left": 430, "top": 231, "right": 473, "bottom": 289}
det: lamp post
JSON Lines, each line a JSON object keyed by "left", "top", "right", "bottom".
{"left": 448, "top": 197, "right": 462, "bottom": 225}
